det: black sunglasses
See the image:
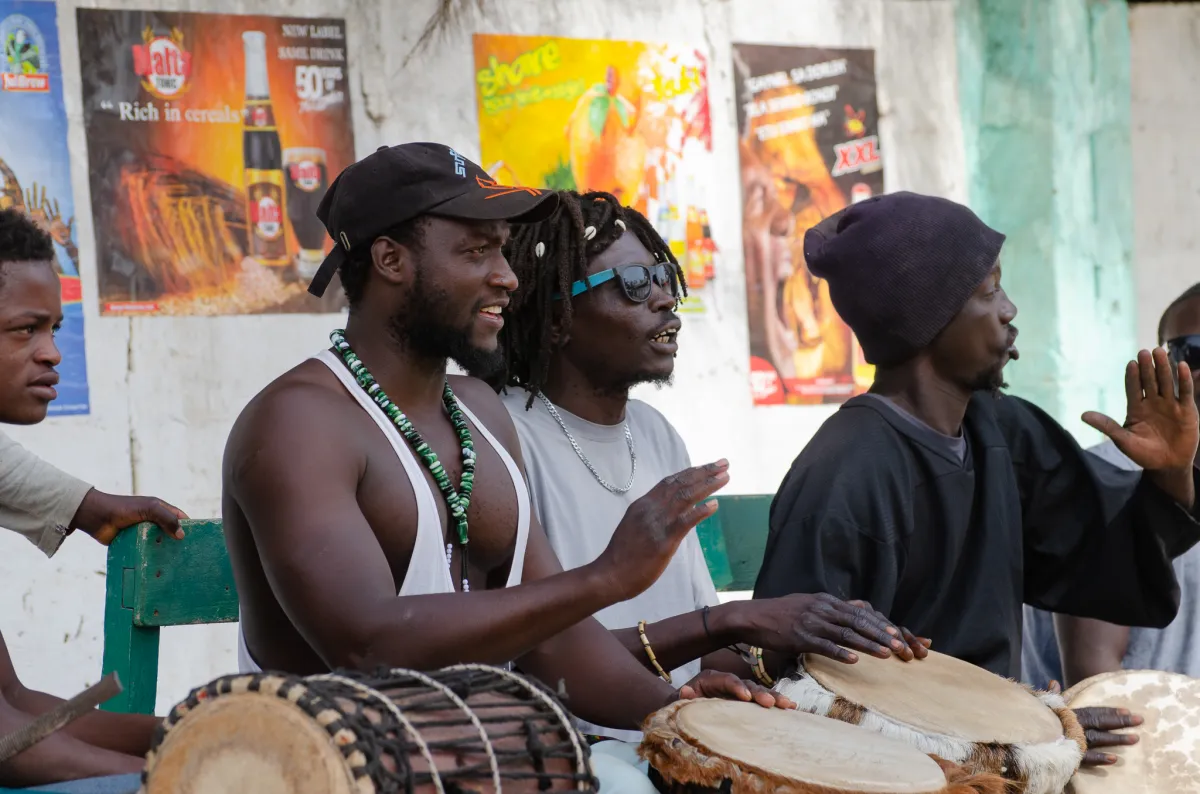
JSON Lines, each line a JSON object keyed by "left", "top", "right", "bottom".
{"left": 1167, "top": 334, "right": 1200, "bottom": 370}
{"left": 552, "top": 263, "right": 680, "bottom": 303}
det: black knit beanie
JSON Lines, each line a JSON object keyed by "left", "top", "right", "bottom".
{"left": 803, "top": 191, "right": 1006, "bottom": 367}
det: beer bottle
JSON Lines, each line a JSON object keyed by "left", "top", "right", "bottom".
{"left": 242, "top": 30, "right": 288, "bottom": 268}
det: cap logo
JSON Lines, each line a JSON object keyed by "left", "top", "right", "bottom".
{"left": 449, "top": 147, "right": 467, "bottom": 178}
{"left": 340, "top": 231, "right": 351, "bottom": 249}
{"left": 475, "top": 174, "right": 544, "bottom": 200}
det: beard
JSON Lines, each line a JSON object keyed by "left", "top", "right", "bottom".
{"left": 965, "top": 363, "right": 1008, "bottom": 396}
{"left": 606, "top": 370, "right": 674, "bottom": 397}
{"left": 387, "top": 266, "right": 504, "bottom": 377}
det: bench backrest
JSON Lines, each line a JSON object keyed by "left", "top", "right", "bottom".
{"left": 100, "top": 494, "right": 774, "bottom": 714}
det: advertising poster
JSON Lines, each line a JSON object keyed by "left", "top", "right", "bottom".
{"left": 77, "top": 9, "right": 355, "bottom": 316}
{"left": 1, "top": 0, "right": 89, "bottom": 415}
{"left": 733, "top": 44, "right": 883, "bottom": 405}
{"left": 473, "top": 34, "right": 719, "bottom": 313}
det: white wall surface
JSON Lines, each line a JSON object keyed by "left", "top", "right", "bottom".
{"left": 1130, "top": 4, "right": 1200, "bottom": 346}
{"left": 0, "top": 0, "right": 966, "bottom": 713}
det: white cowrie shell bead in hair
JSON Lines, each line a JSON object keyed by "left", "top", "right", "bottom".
{"left": 615, "top": 219, "right": 626, "bottom": 231}
{"left": 584, "top": 225, "right": 597, "bottom": 240}
{"left": 535, "top": 242, "right": 545, "bottom": 258}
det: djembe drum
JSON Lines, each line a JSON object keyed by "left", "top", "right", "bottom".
{"left": 640, "top": 698, "right": 1010, "bottom": 794}
{"left": 139, "top": 663, "right": 597, "bottom": 794}
{"left": 774, "top": 650, "right": 1086, "bottom": 794}
{"left": 1063, "top": 668, "right": 1200, "bottom": 793}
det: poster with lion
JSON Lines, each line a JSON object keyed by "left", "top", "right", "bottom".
{"left": 473, "top": 33, "right": 718, "bottom": 314}
{"left": 733, "top": 44, "right": 882, "bottom": 406}
{"left": 0, "top": 0, "right": 89, "bottom": 415}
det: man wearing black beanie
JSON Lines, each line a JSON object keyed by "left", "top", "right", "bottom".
{"left": 754, "top": 192, "right": 1200, "bottom": 765}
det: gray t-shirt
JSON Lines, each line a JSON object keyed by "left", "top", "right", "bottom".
{"left": 1021, "top": 440, "right": 1200, "bottom": 686}
{"left": 501, "top": 388, "right": 720, "bottom": 741}
{"left": 858, "top": 393, "right": 968, "bottom": 463}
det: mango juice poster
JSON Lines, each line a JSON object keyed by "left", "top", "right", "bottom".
{"left": 77, "top": 9, "right": 355, "bottom": 316}
{"left": 1, "top": 0, "right": 89, "bottom": 415}
{"left": 473, "top": 34, "right": 719, "bottom": 313}
{"left": 733, "top": 44, "right": 882, "bottom": 406}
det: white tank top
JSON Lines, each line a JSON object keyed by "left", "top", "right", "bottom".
{"left": 237, "top": 349, "right": 530, "bottom": 673}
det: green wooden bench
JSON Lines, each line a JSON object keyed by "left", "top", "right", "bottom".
{"left": 99, "top": 495, "right": 773, "bottom": 715}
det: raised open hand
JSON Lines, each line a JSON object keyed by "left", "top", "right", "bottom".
{"left": 1082, "top": 348, "right": 1198, "bottom": 473}
{"left": 596, "top": 460, "right": 730, "bottom": 602}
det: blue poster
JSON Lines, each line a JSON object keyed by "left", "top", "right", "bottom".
{"left": 0, "top": 0, "right": 89, "bottom": 415}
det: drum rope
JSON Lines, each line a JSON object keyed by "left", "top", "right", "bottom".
{"left": 309, "top": 673, "right": 448, "bottom": 794}
{"left": 446, "top": 663, "right": 593, "bottom": 790}
{"left": 143, "top": 667, "right": 597, "bottom": 793}
{"left": 382, "top": 667, "right": 504, "bottom": 794}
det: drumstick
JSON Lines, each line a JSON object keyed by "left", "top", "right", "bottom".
{"left": 0, "top": 672, "right": 124, "bottom": 764}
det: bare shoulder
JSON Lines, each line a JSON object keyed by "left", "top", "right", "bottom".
{"left": 448, "top": 374, "right": 523, "bottom": 456}
{"left": 224, "top": 358, "right": 365, "bottom": 487}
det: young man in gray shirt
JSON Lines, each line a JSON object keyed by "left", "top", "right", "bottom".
{"left": 479, "top": 190, "right": 928, "bottom": 751}
{"left": 0, "top": 208, "right": 186, "bottom": 792}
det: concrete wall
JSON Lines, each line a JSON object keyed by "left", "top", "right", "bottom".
{"left": 0, "top": 0, "right": 968, "bottom": 713}
{"left": 956, "top": 0, "right": 1136, "bottom": 446}
{"left": 1130, "top": 3, "right": 1200, "bottom": 346}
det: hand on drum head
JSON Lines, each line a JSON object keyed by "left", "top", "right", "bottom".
{"left": 595, "top": 461, "right": 730, "bottom": 602}
{"left": 1072, "top": 706, "right": 1142, "bottom": 766}
{"left": 742, "top": 594, "right": 929, "bottom": 664}
{"left": 845, "top": 599, "right": 931, "bottom": 661}
{"left": 676, "top": 670, "right": 796, "bottom": 710}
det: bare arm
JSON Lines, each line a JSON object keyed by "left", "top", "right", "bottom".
{"left": 1054, "top": 614, "right": 1131, "bottom": 689}
{"left": 230, "top": 386, "right": 730, "bottom": 673}
{"left": 609, "top": 595, "right": 926, "bottom": 677}
{"left": 512, "top": 521, "right": 679, "bottom": 729}
{"left": 0, "top": 631, "right": 146, "bottom": 785}
{"left": 513, "top": 521, "right": 790, "bottom": 730}
{"left": 0, "top": 699, "right": 144, "bottom": 787}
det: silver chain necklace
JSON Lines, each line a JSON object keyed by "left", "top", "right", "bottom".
{"left": 537, "top": 392, "right": 637, "bottom": 493}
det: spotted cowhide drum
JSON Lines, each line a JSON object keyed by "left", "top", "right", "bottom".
{"left": 1064, "top": 669, "right": 1200, "bottom": 793}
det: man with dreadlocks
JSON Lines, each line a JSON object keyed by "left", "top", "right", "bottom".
{"left": 222, "top": 144, "right": 793, "bottom": 792}
{"left": 483, "top": 189, "right": 928, "bottom": 749}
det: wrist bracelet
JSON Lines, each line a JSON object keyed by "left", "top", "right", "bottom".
{"left": 751, "top": 646, "right": 775, "bottom": 687}
{"left": 701, "top": 605, "right": 713, "bottom": 640}
{"left": 638, "top": 620, "right": 672, "bottom": 683}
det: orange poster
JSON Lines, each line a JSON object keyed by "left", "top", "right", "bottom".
{"left": 77, "top": 10, "right": 355, "bottom": 316}
{"left": 734, "top": 44, "right": 881, "bottom": 405}
{"left": 473, "top": 33, "right": 718, "bottom": 313}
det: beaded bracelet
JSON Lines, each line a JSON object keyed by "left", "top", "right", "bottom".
{"left": 638, "top": 621, "right": 672, "bottom": 683}
{"left": 751, "top": 646, "right": 775, "bottom": 687}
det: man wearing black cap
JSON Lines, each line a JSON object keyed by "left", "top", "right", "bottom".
{"left": 221, "top": 144, "right": 790, "bottom": 761}
{"left": 752, "top": 191, "right": 1200, "bottom": 762}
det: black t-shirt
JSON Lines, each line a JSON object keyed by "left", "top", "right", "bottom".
{"left": 754, "top": 391, "right": 1200, "bottom": 677}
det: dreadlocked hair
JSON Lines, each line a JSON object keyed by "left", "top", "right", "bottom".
{"left": 495, "top": 190, "right": 686, "bottom": 407}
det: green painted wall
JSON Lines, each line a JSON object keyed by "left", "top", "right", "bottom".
{"left": 956, "top": 0, "right": 1136, "bottom": 444}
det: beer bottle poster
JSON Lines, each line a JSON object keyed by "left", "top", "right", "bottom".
{"left": 1, "top": 0, "right": 90, "bottom": 415}
{"left": 76, "top": 10, "right": 355, "bottom": 316}
{"left": 732, "top": 44, "right": 882, "bottom": 406}
{"left": 473, "top": 34, "right": 719, "bottom": 314}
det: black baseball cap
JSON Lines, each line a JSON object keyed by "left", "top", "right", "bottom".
{"left": 307, "top": 142, "right": 559, "bottom": 297}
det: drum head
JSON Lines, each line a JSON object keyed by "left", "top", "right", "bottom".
{"left": 649, "top": 699, "right": 950, "bottom": 793}
{"left": 803, "top": 649, "right": 1063, "bottom": 744}
{"left": 142, "top": 692, "right": 358, "bottom": 794}
{"left": 1066, "top": 669, "right": 1200, "bottom": 793}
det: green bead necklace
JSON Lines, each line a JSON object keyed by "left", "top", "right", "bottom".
{"left": 330, "top": 329, "right": 476, "bottom": 592}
